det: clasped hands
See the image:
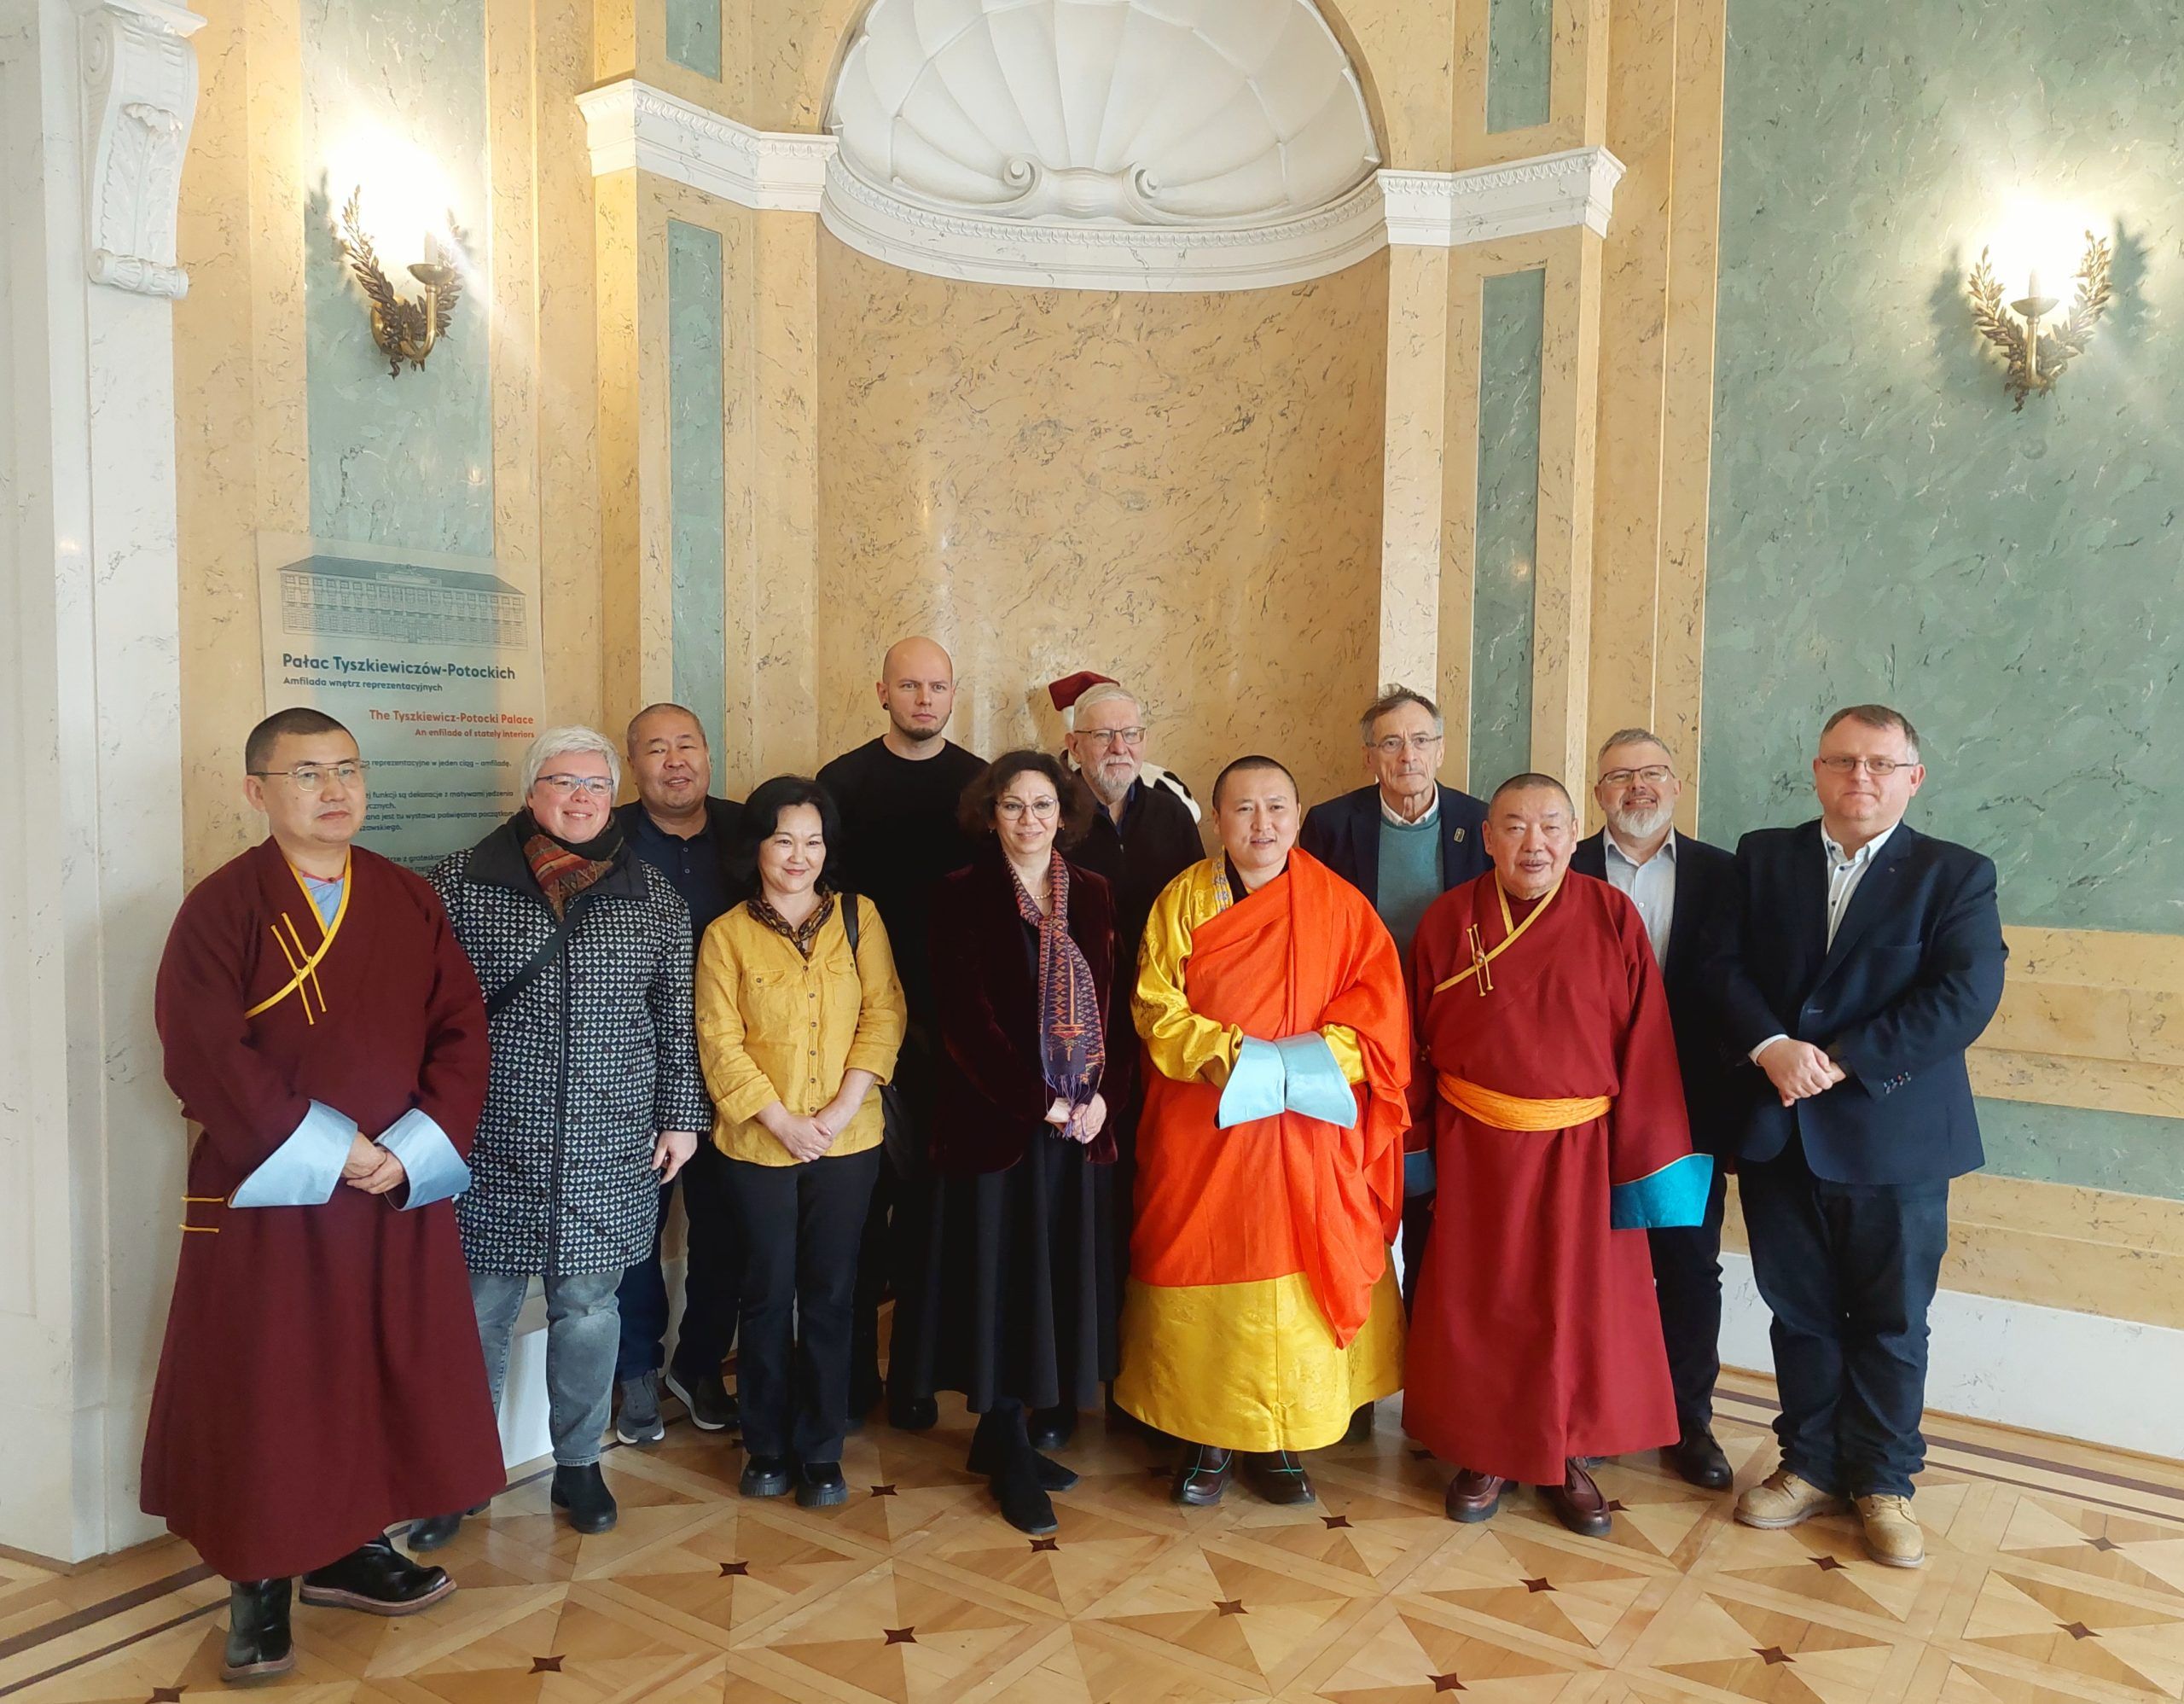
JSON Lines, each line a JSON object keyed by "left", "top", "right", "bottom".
{"left": 759, "top": 1096, "right": 862, "bottom": 1164}
{"left": 1757, "top": 1037, "right": 1846, "bottom": 1108}
{"left": 341, "top": 1131, "right": 409, "bottom": 1195}
{"left": 1044, "top": 1092, "right": 1109, "bottom": 1144}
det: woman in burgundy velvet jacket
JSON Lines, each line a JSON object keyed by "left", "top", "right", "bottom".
{"left": 899, "top": 749, "right": 1130, "bottom": 1536}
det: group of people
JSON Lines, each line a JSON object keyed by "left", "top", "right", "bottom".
{"left": 142, "top": 636, "right": 2008, "bottom": 1684}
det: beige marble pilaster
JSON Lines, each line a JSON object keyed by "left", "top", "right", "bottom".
{"left": 1378, "top": 245, "right": 1454, "bottom": 701}
{"left": 1529, "top": 225, "right": 1605, "bottom": 794}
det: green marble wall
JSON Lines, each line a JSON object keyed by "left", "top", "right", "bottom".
{"left": 1469, "top": 267, "right": 1546, "bottom": 794}
{"left": 301, "top": 0, "right": 494, "bottom": 556}
{"left": 1702, "top": 0, "right": 2184, "bottom": 1197}
{"left": 1486, "top": 0, "right": 1552, "bottom": 132}
{"left": 667, "top": 221, "right": 728, "bottom": 762}
{"left": 666, "top": 0, "right": 722, "bottom": 79}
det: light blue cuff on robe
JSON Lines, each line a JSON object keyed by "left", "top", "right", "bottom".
{"left": 1217, "top": 1036, "right": 1287, "bottom": 1128}
{"left": 1609, "top": 1153, "right": 1714, "bottom": 1230}
{"left": 229, "top": 1099, "right": 357, "bottom": 1207}
{"left": 1275, "top": 1033, "right": 1358, "bottom": 1129}
{"left": 377, "top": 1108, "right": 473, "bottom": 1210}
{"left": 1403, "top": 1149, "right": 1438, "bottom": 1197}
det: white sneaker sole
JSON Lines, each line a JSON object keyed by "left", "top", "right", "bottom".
{"left": 1734, "top": 1499, "right": 1844, "bottom": 1529}
{"left": 663, "top": 1370, "right": 729, "bottom": 1432}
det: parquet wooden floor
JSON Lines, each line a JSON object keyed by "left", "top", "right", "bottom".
{"left": 7, "top": 1372, "right": 2184, "bottom": 1702}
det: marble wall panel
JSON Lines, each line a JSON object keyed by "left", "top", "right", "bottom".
{"left": 1699, "top": 0, "right": 2184, "bottom": 935}
{"left": 1486, "top": 0, "right": 1552, "bottom": 133}
{"left": 666, "top": 0, "right": 721, "bottom": 79}
{"left": 667, "top": 219, "right": 728, "bottom": 757}
{"left": 299, "top": 0, "right": 495, "bottom": 556}
{"left": 1468, "top": 266, "right": 1545, "bottom": 794}
{"left": 815, "top": 234, "right": 1389, "bottom": 810}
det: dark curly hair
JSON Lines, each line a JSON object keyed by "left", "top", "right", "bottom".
{"left": 957, "top": 748, "right": 1096, "bottom": 848}
{"left": 730, "top": 774, "right": 843, "bottom": 882}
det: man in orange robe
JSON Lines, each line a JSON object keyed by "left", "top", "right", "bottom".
{"left": 1117, "top": 755, "right": 1410, "bottom": 1508}
{"left": 1405, "top": 774, "right": 1708, "bottom": 1538}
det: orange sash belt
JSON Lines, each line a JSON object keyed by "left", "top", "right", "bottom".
{"left": 1438, "top": 1073, "right": 1611, "bottom": 1131}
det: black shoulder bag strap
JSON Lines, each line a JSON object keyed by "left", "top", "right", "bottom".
{"left": 841, "top": 890, "right": 861, "bottom": 957}
{"left": 485, "top": 911, "right": 574, "bottom": 1017}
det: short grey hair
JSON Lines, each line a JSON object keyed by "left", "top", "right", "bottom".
{"left": 1595, "top": 726, "right": 1676, "bottom": 767}
{"left": 1071, "top": 682, "right": 1141, "bottom": 723}
{"left": 522, "top": 725, "right": 621, "bottom": 796}
{"left": 1360, "top": 685, "right": 1443, "bottom": 743}
{"left": 1822, "top": 703, "right": 1922, "bottom": 762}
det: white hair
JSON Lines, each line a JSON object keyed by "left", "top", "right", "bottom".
{"left": 1068, "top": 681, "right": 1141, "bottom": 728}
{"left": 522, "top": 725, "right": 621, "bottom": 796}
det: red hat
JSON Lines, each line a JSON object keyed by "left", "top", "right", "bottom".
{"left": 1047, "top": 671, "right": 1118, "bottom": 715}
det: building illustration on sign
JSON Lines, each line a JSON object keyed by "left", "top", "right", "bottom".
{"left": 278, "top": 554, "right": 526, "bottom": 649}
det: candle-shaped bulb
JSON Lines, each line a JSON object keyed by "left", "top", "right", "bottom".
{"left": 2025, "top": 267, "right": 2042, "bottom": 301}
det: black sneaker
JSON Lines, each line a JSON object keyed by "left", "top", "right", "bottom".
{"left": 616, "top": 1372, "right": 665, "bottom": 1445}
{"left": 664, "top": 1365, "right": 738, "bottom": 1433}
{"left": 795, "top": 1462, "right": 849, "bottom": 1509}
{"left": 299, "top": 1534, "right": 455, "bottom": 1614}
{"left": 549, "top": 1463, "right": 619, "bottom": 1533}
{"left": 740, "top": 1454, "right": 792, "bottom": 1498}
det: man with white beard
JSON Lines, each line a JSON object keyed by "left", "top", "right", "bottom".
{"left": 1571, "top": 729, "right": 1740, "bottom": 1491}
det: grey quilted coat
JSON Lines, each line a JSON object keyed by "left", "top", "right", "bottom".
{"left": 430, "top": 821, "right": 709, "bottom": 1277}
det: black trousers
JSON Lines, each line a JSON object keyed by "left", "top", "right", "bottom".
{"left": 720, "top": 1145, "right": 881, "bottom": 1465}
{"left": 613, "top": 1141, "right": 741, "bottom": 1385}
{"left": 850, "top": 1028, "right": 937, "bottom": 1411}
{"left": 1739, "top": 1138, "right": 1949, "bottom": 1498}
{"left": 1648, "top": 1156, "right": 1728, "bottom": 1435}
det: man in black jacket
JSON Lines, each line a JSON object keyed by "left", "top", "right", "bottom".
{"left": 1572, "top": 728, "right": 1737, "bottom": 1491}
{"left": 1706, "top": 705, "right": 2006, "bottom": 1569}
{"left": 609, "top": 704, "right": 748, "bottom": 1446}
{"left": 1298, "top": 686, "right": 1490, "bottom": 1326}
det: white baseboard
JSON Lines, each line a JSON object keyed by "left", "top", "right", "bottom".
{"left": 1718, "top": 1252, "right": 2184, "bottom": 1461}
{"left": 494, "top": 1252, "right": 689, "bottom": 1470}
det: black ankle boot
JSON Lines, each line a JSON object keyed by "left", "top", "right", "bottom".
{"left": 222, "top": 1578, "right": 295, "bottom": 1681}
{"left": 550, "top": 1463, "right": 619, "bottom": 1533}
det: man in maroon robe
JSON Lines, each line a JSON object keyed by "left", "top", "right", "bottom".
{"left": 145, "top": 708, "right": 505, "bottom": 1681}
{"left": 1404, "top": 773, "right": 1709, "bottom": 1538}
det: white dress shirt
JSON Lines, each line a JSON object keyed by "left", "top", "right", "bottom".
{"left": 1750, "top": 818, "right": 1902, "bottom": 1063}
{"left": 1602, "top": 831, "right": 1676, "bottom": 968}
{"left": 1380, "top": 788, "right": 1440, "bottom": 829}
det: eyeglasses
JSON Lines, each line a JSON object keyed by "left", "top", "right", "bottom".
{"left": 1370, "top": 734, "right": 1444, "bottom": 756}
{"left": 537, "top": 773, "right": 615, "bottom": 798}
{"left": 1080, "top": 726, "right": 1146, "bottom": 747}
{"left": 1817, "top": 756, "right": 1915, "bottom": 776}
{"left": 996, "top": 797, "right": 1060, "bottom": 819}
{"left": 1598, "top": 765, "right": 1675, "bottom": 787}
{"left": 250, "top": 761, "right": 368, "bottom": 793}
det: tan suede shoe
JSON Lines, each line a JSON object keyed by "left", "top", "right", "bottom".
{"left": 1855, "top": 1494, "right": 1926, "bottom": 1567}
{"left": 1734, "top": 1468, "right": 1844, "bottom": 1528}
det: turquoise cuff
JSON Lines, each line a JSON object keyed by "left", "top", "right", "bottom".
{"left": 230, "top": 1100, "right": 356, "bottom": 1207}
{"left": 1610, "top": 1153, "right": 1714, "bottom": 1230}
{"left": 378, "top": 1108, "right": 473, "bottom": 1210}
{"left": 1403, "top": 1149, "right": 1437, "bottom": 1197}
{"left": 1217, "top": 1036, "right": 1287, "bottom": 1129}
{"left": 1275, "top": 1033, "right": 1357, "bottom": 1129}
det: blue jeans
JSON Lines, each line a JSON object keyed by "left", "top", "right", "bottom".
{"left": 1740, "top": 1141, "right": 1950, "bottom": 1498}
{"left": 470, "top": 1268, "right": 621, "bottom": 1468}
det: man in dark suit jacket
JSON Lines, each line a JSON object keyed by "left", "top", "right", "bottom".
{"left": 1706, "top": 705, "right": 2006, "bottom": 1571}
{"left": 608, "top": 704, "right": 751, "bottom": 1447}
{"left": 1298, "top": 687, "right": 1490, "bottom": 1378}
{"left": 1573, "top": 728, "right": 1738, "bottom": 1492}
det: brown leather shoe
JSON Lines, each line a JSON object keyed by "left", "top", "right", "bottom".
{"left": 1241, "top": 1450, "right": 1317, "bottom": 1505}
{"left": 1541, "top": 1460, "right": 1612, "bottom": 1538}
{"left": 1444, "top": 1468, "right": 1508, "bottom": 1523}
{"left": 1172, "top": 1445, "right": 1234, "bottom": 1506}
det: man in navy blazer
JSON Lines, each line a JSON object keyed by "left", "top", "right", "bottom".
{"left": 1298, "top": 685, "right": 1490, "bottom": 1344}
{"left": 1706, "top": 705, "right": 2006, "bottom": 1569}
{"left": 1571, "top": 729, "right": 1739, "bottom": 1492}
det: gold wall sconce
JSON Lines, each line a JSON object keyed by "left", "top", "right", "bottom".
{"left": 1968, "top": 230, "right": 2111, "bottom": 410}
{"left": 335, "top": 186, "right": 463, "bottom": 377}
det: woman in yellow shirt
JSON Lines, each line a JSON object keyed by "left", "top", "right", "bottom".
{"left": 694, "top": 776, "right": 905, "bottom": 1508}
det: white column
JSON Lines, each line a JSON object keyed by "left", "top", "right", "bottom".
{"left": 0, "top": 0, "right": 202, "bottom": 1564}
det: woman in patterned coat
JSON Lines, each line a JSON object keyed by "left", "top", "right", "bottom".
{"left": 415, "top": 726, "right": 709, "bottom": 1545}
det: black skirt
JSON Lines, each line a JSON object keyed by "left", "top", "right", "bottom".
{"left": 899, "top": 1129, "right": 1117, "bottom": 1414}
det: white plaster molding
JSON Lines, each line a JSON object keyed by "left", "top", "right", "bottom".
{"left": 1380, "top": 148, "right": 1626, "bottom": 248}
{"left": 819, "top": 157, "right": 1391, "bottom": 293}
{"left": 75, "top": 0, "right": 204, "bottom": 299}
{"left": 574, "top": 78, "right": 834, "bottom": 213}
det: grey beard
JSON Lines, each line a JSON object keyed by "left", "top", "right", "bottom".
{"left": 1608, "top": 800, "right": 1676, "bottom": 841}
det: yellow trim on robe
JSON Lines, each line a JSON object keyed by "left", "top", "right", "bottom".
{"left": 1132, "top": 858, "right": 1364, "bottom": 1090}
{"left": 1115, "top": 1268, "right": 1404, "bottom": 1452}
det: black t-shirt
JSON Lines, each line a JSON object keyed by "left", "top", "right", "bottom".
{"left": 815, "top": 736, "right": 988, "bottom": 1020}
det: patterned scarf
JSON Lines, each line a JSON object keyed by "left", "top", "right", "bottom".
{"left": 1008, "top": 852, "right": 1105, "bottom": 1139}
{"left": 519, "top": 810, "right": 621, "bottom": 918}
{"left": 748, "top": 887, "right": 837, "bottom": 959}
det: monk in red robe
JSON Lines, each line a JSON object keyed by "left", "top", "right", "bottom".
{"left": 146, "top": 708, "right": 504, "bottom": 1682}
{"left": 1405, "top": 773, "right": 1708, "bottom": 1538}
